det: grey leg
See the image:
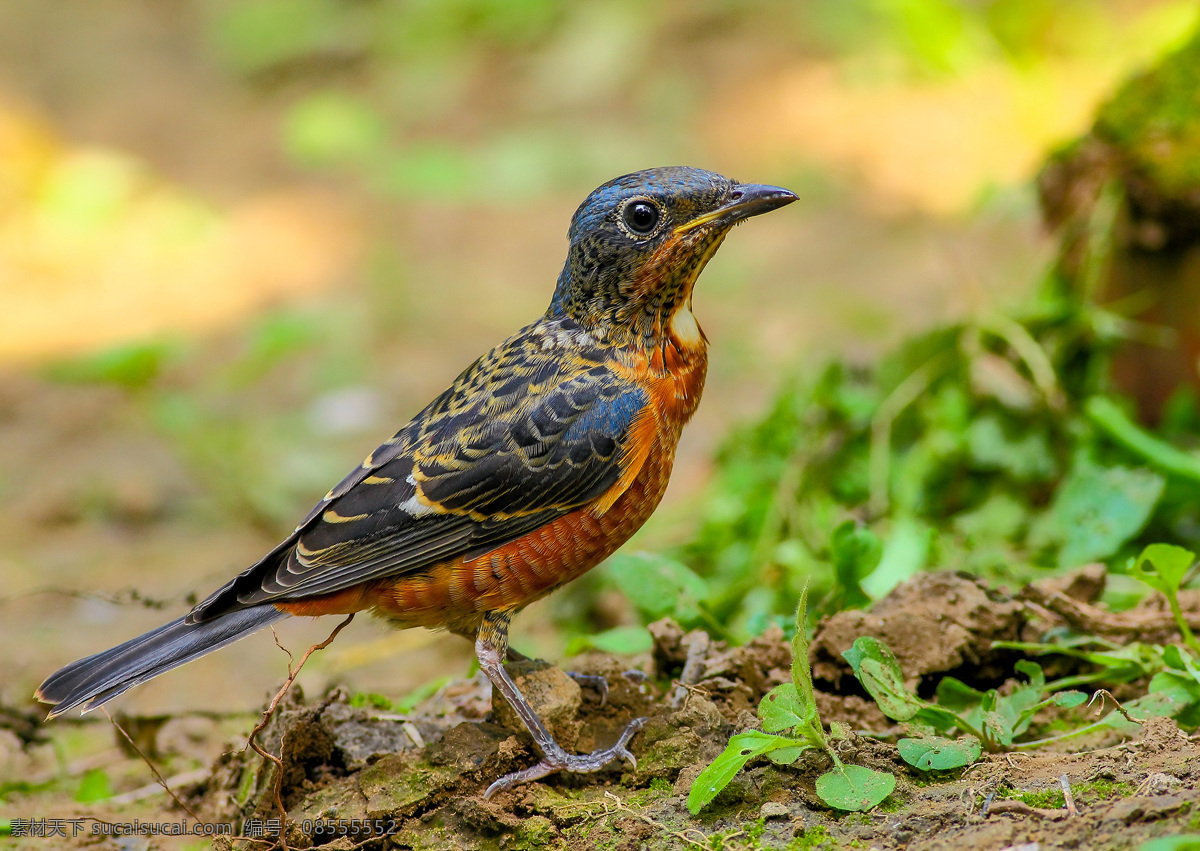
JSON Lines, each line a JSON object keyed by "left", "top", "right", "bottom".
{"left": 476, "top": 611, "right": 646, "bottom": 799}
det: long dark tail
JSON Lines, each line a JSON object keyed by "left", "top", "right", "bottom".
{"left": 36, "top": 607, "right": 286, "bottom": 718}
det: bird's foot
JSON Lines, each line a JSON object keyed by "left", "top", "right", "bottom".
{"left": 484, "top": 716, "right": 646, "bottom": 799}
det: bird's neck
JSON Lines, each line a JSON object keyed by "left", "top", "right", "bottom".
{"left": 547, "top": 229, "right": 725, "bottom": 357}
{"left": 546, "top": 286, "right": 709, "bottom": 365}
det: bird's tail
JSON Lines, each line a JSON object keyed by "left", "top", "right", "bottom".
{"left": 36, "top": 607, "right": 286, "bottom": 718}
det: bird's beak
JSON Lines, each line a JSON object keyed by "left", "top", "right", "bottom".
{"left": 675, "top": 183, "right": 798, "bottom": 234}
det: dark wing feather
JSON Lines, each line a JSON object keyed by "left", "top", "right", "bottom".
{"left": 415, "top": 366, "right": 644, "bottom": 517}
{"left": 189, "top": 323, "right": 648, "bottom": 622}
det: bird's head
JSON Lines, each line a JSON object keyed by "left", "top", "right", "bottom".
{"left": 548, "top": 166, "right": 796, "bottom": 348}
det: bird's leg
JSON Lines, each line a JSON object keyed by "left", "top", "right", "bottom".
{"left": 504, "top": 645, "right": 610, "bottom": 705}
{"left": 477, "top": 611, "right": 645, "bottom": 799}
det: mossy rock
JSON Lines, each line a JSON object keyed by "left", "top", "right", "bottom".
{"left": 1040, "top": 23, "right": 1200, "bottom": 251}
{"left": 1095, "top": 29, "right": 1200, "bottom": 202}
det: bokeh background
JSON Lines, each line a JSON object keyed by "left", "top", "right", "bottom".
{"left": 2, "top": 0, "right": 1197, "bottom": 720}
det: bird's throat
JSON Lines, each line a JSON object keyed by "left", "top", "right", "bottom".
{"left": 668, "top": 303, "right": 705, "bottom": 352}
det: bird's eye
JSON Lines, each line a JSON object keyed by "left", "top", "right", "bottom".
{"left": 622, "top": 200, "right": 660, "bottom": 236}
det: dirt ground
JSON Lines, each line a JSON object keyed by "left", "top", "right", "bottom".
{"left": 5, "top": 571, "right": 1198, "bottom": 850}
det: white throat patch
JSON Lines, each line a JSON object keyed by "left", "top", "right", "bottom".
{"left": 669, "top": 305, "right": 703, "bottom": 348}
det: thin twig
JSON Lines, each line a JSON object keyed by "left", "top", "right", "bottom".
{"left": 246, "top": 614, "right": 355, "bottom": 749}
{"left": 101, "top": 708, "right": 201, "bottom": 821}
{"left": 246, "top": 734, "right": 288, "bottom": 850}
{"left": 0, "top": 585, "right": 198, "bottom": 610}
{"left": 986, "top": 799, "right": 1068, "bottom": 820}
{"left": 108, "top": 769, "right": 211, "bottom": 805}
{"left": 1089, "top": 689, "right": 1141, "bottom": 723}
{"left": 243, "top": 614, "right": 355, "bottom": 851}
{"left": 1060, "top": 774, "right": 1078, "bottom": 817}
{"left": 271, "top": 627, "right": 297, "bottom": 677}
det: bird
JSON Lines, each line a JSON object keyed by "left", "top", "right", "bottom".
{"left": 36, "top": 166, "right": 797, "bottom": 797}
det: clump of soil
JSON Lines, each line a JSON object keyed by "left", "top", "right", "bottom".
{"left": 190, "top": 571, "right": 1199, "bottom": 850}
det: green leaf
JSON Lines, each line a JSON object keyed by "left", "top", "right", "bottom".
{"left": 759, "top": 683, "right": 816, "bottom": 733}
{"left": 791, "top": 583, "right": 821, "bottom": 718}
{"left": 993, "top": 639, "right": 1163, "bottom": 685}
{"left": 1131, "top": 544, "right": 1195, "bottom": 598}
{"left": 393, "top": 675, "right": 453, "bottom": 714}
{"left": 980, "top": 689, "right": 1020, "bottom": 747}
{"left": 1086, "top": 395, "right": 1200, "bottom": 484}
{"left": 843, "top": 637, "right": 923, "bottom": 721}
{"left": 897, "top": 735, "right": 981, "bottom": 770}
{"left": 607, "top": 553, "right": 708, "bottom": 623}
{"left": 934, "top": 676, "right": 986, "bottom": 712}
{"left": 76, "top": 768, "right": 111, "bottom": 803}
{"left": 1036, "top": 462, "right": 1165, "bottom": 569}
{"left": 815, "top": 765, "right": 896, "bottom": 812}
{"left": 830, "top": 521, "right": 881, "bottom": 607}
{"left": 987, "top": 663, "right": 1051, "bottom": 743}
{"left": 687, "top": 731, "right": 810, "bottom": 815}
{"left": 1176, "top": 648, "right": 1200, "bottom": 688}
{"left": 1093, "top": 685, "right": 1197, "bottom": 736}
{"left": 952, "top": 492, "right": 1027, "bottom": 542}
{"left": 1148, "top": 674, "right": 1200, "bottom": 707}
{"left": 767, "top": 745, "right": 808, "bottom": 765}
{"left": 966, "top": 415, "right": 1055, "bottom": 481}
{"left": 1013, "top": 659, "right": 1046, "bottom": 690}
{"left": 564, "top": 625, "right": 652, "bottom": 657}
{"left": 1053, "top": 690, "right": 1089, "bottom": 709}
{"left": 1131, "top": 547, "right": 1200, "bottom": 656}
{"left": 1006, "top": 689, "right": 1088, "bottom": 743}
{"left": 1162, "top": 644, "right": 1190, "bottom": 672}
{"left": 861, "top": 515, "right": 930, "bottom": 599}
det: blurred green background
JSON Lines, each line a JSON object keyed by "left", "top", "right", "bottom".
{"left": 1, "top": 0, "right": 1197, "bottom": 718}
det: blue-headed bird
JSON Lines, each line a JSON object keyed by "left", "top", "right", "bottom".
{"left": 37, "top": 167, "right": 796, "bottom": 796}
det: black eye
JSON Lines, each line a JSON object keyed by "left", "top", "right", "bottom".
{"left": 622, "top": 200, "right": 660, "bottom": 235}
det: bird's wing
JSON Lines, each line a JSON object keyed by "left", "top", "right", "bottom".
{"left": 189, "top": 335, "right": 650, "bottom": 621}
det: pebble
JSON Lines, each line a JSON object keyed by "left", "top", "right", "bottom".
{"left": 760, "top": 801, "right": 790, "bottom": 820}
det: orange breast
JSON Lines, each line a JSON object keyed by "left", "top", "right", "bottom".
{"left": 278, "top": 341, "right": 708, "bottom": 636}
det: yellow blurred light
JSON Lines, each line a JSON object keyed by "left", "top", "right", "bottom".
{"left": 0, "top": 102, "right": 362, "bottom": 363}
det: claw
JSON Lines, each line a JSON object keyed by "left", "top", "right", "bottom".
{"left": 483, "top": 716, "right": 647, "bottom": 799}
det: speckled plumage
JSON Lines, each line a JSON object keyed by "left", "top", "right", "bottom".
{"left": 38, "top": 168, "right": 796, "bottom": 793}
{"left": 186, "top": 167, "right": 747, "bottom": 635}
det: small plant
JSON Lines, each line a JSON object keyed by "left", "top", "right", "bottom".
{"left": 1130, "top": 544, "right": 1200, "bottom": 658}
{"left": 843, "top": 636, "right": 1087, "bottom": 761}
{"left": 348, "top": 691, "right": 395, "bottom": 711}
{"left": 688, "top": 586, "right": 895, "bottom": 814}
{"left": 993, "top": 543, "right": 1200, "bottom": 733}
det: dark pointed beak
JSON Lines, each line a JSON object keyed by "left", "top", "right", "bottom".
{"left": 676, "top": 183, "right": 798, "bottom": 234}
